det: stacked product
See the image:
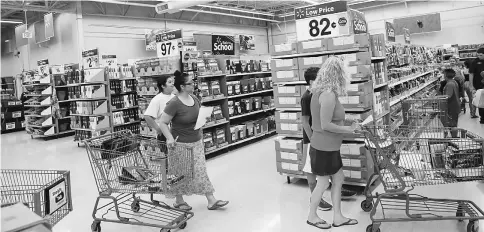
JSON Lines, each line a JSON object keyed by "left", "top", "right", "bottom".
{"left": 224, "top": 57, "right": 271, "bottom": 74}
{"left": 458, "top": 43, "right": 484, "bottom": 60}
{"left": 1, "top": 95, "right": 25, "bottom": 133}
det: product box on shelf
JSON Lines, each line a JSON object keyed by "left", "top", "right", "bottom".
{"left": 337, "top": 52, "right": 372, "bottom": 66}
{"left": 215, "top": 128, "right": 228, "bottom": 147}
{"left": 245, "top": 121, "right": 255, "bottom": 137}
{"left": 327, "top": 34, "right": 370, "bottom": 51}
{"left": 342, "top": 168, "right": 371, "bottom": 182}
{"left": 297, "top": 39, "right": 329, "bottom": 54}
{"left": 211, "top": 80, "right": 223, "bottom": 97}
{"left": 203, "top": 131, "right": 216, "bottom": 152}
{"left": 347, "top": 65, "right": 372, "bottom": 82}
{"left": 274, "top": 96, "right": 301, "bottom": 109}
{"left": 262, "top": 96, "right": 274, "bottom": 109}
{"left": 344, "top": 111, "right": 372, "bottom": 125}
{"left": 229, "top": 126, "right": 238, "bottom": 142}
{"left": 270, "top": 59, "right": 299, "bottom": 71}
{"left": 276, "top": 121, "right": 303, "bottom": 136}
{"left": 275, "top": 111, "right": 302, "bottom": 124}
{"left": 338, "top": 94, "right": 373, "bottom": 109}
{"left": 270, "top": 43, "right": 298, "bottom": 56}
{"left": 271, "top": 70, "right": 300, "bottom": 83}
{"left": 346, "top": 81, "right": 374, "bottom": 96}
{"left": 274, "top": 85, "right": 304, "bottom": 98}
{"left": 252, "top": 97, "right": 262, "bottom": 111}
{"left": 275, "top": 137, "right": 303, "bottom": 155}
{"left": 370, "top": 34, "right": 385, "bottom": 57}
{"left": 83, "top": 68, "right": 105, "bottom": 83}
{"left": 297, "top": 56, "right": 329, "bottom": 69}
{"left": 212, "top": 105, "right": 225, "bottom": 122}
{"left": 276, "top": 161, "right": 302, "bottom": 175}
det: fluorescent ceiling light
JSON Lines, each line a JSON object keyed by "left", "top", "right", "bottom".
{"left": 1, "top": 20, "right": 23, "bottom": 24}
{"left": 182, "top": 8, "right": 279, "bottom": 23}
{"left": 197, "top": 4, "right": 275, "bottom": 16}
{"left": 304, "top": 0, "right": 319, "bottom": 4}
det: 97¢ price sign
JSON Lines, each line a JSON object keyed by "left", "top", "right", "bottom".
{"left": 295, "top": 1, "right": 350, "bottom": 41}
{"left": 156, "top": 29, "right": 182, "bottom": 58}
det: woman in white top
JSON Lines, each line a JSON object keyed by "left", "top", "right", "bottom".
{"left": 144, "top": 76, "right": 176, "bottom": 144}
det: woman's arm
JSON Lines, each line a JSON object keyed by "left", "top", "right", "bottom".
{"left": 319, "top": 91, "right": 354, "bottom": 134}
{"left": 144, "top": 115, "right": 162, "bottom": 134}
{"left": 159, "top": 113, "right": 175, "bottom": 142}
{"left": 301, "top": 116, "right": 312, "bottom": 139}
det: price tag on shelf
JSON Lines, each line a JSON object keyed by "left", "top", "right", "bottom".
{"left": 12, "top": 111, "right": 21, "bottom": 118}
{"left": 155, "top": 29, "right": 182, "bottom": 58}
{"left": 101, "top": 55, "right": 118, "bottom": 67}
{"left": 6, "top": 122, "right": 16, "bottom": 130}
{"left": 82, "top": 48, "right": 100, "bottom": 69}
{"left": 294, "top": 1, "right": 350, "bottom": 41}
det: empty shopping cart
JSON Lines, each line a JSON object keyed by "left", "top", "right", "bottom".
{"left": 84, "top": 130, "right": 194, "bottom": 232}
{"left": 361, "top": 126, "right": 484, "bottom": 232}
{"left": 1, "top": 169, "right": 73, "bottom": 226}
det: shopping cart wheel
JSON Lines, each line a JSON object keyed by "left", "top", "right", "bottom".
{"left": 366, "top": 224, "right": 381, "bottom": 232}
{"left": 131, "top": 201, "right": 140, "bottom": 212}
{"left": 456, "top": 209, "right": 465, "bottom": 222}
{"left": 179, "top": 222, "right": 187, "bottom": 229}
{"left": 361, "top": 200, "right": 373, "bottom": 212}
{"left": 467, "top": 220, "right": 479, "bottom": 232}
{"left": 91, "top": 221, "right": 101, "bottom": 232}
{"left": 160, "top": 229, "right": 170, "bottom": 232}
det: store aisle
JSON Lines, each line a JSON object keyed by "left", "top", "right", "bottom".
{"left": 1, "top": 114, "right": 483, "bottom": 232}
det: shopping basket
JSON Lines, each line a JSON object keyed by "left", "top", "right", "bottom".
{"left": 1, "top": 169, "right": 73, "bottom": 226}
{"left": 84, "top": 130, "right": 194, "bottom": 232}
{"left": 361, "top": 125, "right": 484, "bottom": 232}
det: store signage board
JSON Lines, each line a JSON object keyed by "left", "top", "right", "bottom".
{"left": 183, "top": 41, "right": 197, "bottom": 51}
{"left": 156, "top": 29, "right": 183, "bottom": 58}
{"left": 386, "top": 22, "right": 396, "bottom": 42}
{"left": 349, "top": 9, "right": 368, "bottom": 34}
{"left": 294, "top": 1, "right": 349, "bottom": 41}
{"left": 211, "top": 35, "right": 235, "bottom": 55}
{"left": 22, "top": 30, "right": 32, "bottom": 39}
{"left": 101, "top": 55, "right": 118, "bottom": 67}
{"left": 44, "top": 13, "right": 54, "bottom": 39}
{"left": 404, "top": 28, "right": 411, "bottom": 44}
{"left": 37, "top": 59, "right": 49, "bottom": 77}
{"left": 44, "top": 178, "right": 68, "bottom": 215}
{"left": 82, "top": 48, "right": 100, "bottom": 68}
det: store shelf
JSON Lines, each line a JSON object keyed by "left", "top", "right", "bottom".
{"left": 23, "top": 83, "right": 51, "bottom": 87}
{"left": 227, "top": 89, "right": 273, "bottom": 99}
{"left": 111, "top": 91, "right": 137, "bottom": 96}
{"left": 197, "top": 73, "right": 225, "bottom": 78}
{"left": 388, "top": 71, "right": 431, "bottom": 88}
{"left": 375, "top": 110, "right": 390, "bottom": 120}
{"left": 24, "top": 104, "right": 52, "bottom": 108}
{"left": 32, "top": 130, "right": 74, "bottom": 137}
{"left": 55, "top": 81, "right": 107, "bottom": 87}
{"left": 109, "top": 78, "right": 137, "bottom": 81}
{"left": 71, "top": 113, "right": 110, "bottom": 117}
{"left": 229, "top": 107, "right": 276, "bottom": 119}
{"left": 72, "top": 127, "right": 111, "bottom": 131}
{"left": 460, "top": 57, "right": 476, "bottom": 60}
{"left": 28, "top": 124, "right": 54, "bottom": 128}
{"left": 275, "top": 81, "right": 306, "bottom": 86}
{"left": 371, "top": 56, "right": 386, "bottom": 61}
{"left": 276, "top": 107, "right": 301, "bottom": 112}
{"left": 205, "top": 130, "right": 276, "bottom": 155}
{"left": 202, "top": 120, "right": 228, "bottom": 130}
{"left": 25, "top": 114, "right": 50, "bottom": 117}
{"left": 389, "top": 77, "right": 439, "bottom": 107}
{"left": 25, "top": 94, "right": 51, "bottom": 97}
{"left": 374, "top": 82, "right": 388, "bottom": 89}
{"left": 111, "top": 106, "right": 138, "bottom": 112}
{"left": 226, "top": 71, "right": 271, "bottom": 77}
{"left": 459, "top": 48, "right": 477, "bottom": 52}
{"left": 201, "top": 96, "right": 227, "bottom": 103}
{"left": 58, "top": 99, "right": 77, "bottom": 103}
{"left": 70, "top": 97, "right": 108, "bottom": 101}
{"left": 113, "top": 120, "right": 141, "bottom": 127}
{"left": 272, "top": 47, "right": 367, "bottom": 59}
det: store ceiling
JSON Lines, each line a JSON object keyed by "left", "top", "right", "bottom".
{"left": 1, "top": 0, "right": 405, "bottom": 27}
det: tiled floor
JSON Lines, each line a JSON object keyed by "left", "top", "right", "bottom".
{"left": 1, "top": 113, "right": 483, "bottom": 232}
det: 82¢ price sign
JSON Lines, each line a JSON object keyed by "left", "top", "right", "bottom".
{"left": 295, "top": 1, "right": 350, "bottom": 41}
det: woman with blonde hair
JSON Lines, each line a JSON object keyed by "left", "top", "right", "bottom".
{"left": 306, "top": 56, "right": 361, "bottom": 229}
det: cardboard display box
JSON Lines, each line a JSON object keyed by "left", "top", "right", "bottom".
{"left": 271, "top": 70, "right": 301, "bottom": 83}
{"left": 327, "top": 34, "right": 370, "bottom": 51}
{"left": 297, "top": 39, "right": 329, "bottom": 54}
{"left": 270, "top": 43, "right": 298, "bottom": 56}
{"left": 274, "top": 96, "right": 302, "bottom": 108}
{"left": 275, "top": 111, "right": 302, "bottom": 124}
{"left": 270, "top": 59, "right": 299, "bottom": 71}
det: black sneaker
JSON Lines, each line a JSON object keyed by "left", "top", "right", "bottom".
{"left": 471, "top": 115, "right": 478, "bottom": 118}
{"left": 318, "top": 199, "right": 332, "bottom": 211}
{"left": 341, "top": 188, "right": 357, "bottom": 198}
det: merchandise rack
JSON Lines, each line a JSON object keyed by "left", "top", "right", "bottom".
{"left": 1, "top": 95, "right": 25, "bottom": 133}
{"left": 23, "top": 69, "right": 75, "bottom": 139}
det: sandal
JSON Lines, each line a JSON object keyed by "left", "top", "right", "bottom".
{"left": 307, "top": 220, "right": 331, "bottom": 229}
{"left": 332, "top": 219, "right": 358, "bottom": 227}
{"left": 173, "top": 202, "right": 192, "bottom": 211}
{"left": 207, "top": 200, "right": 229, "bottom": 210}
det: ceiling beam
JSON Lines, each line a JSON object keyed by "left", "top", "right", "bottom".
{"left": 1, "top": 4, "right": 74, "bottom": 13}
{"left": 1, "top": 9, "right": 19, "bottom": 18}
{"left": 182, "top": 9, "right": 280, "bottom": 23}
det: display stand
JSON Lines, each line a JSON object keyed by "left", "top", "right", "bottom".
{"left": 1, "top": 95, "right": 24, "bottom": 133}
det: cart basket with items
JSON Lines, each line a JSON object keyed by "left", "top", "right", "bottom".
{"left": 360, "top": 125, "right": 484, "bottom": 232}
{"left": 84, "top": 130, "right": 194, "bottom": 232}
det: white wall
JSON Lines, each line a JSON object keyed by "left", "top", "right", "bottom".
{"left": 270, "top": 0, "right": 484, "bottom": 46}
{"left": 1, "top": 13, "right": 80, "bottom": 77}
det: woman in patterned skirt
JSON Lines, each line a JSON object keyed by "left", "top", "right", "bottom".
{"left": 158, "top": 70, "right": 229, "bottom": 211}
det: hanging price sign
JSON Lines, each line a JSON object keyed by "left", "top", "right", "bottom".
{"left": 183, "top": 41, "right": 197, "bottom": 51}
{"left": 82, "top": 48, "right": 100, "bottom": 69}
{"left": 404, "top": 28, "right": 411, "bottom": 44}
{"left": 294, "top": 1, "right": 350, "bottom": 41}
{"left": 156, "top": 29, "right": 182, "bottom": 58}
{"left": 101, "top": 55, "right": 118, "bottom": 67}
{"left": 386, "top": 22, "right": 396, "bottom": 42}
{"left": 37, "top": 59, "right": 50, "bottom": 76}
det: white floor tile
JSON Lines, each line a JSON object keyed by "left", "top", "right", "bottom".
{"left": 1, "top": 113, "right": 483, "bottom": 232}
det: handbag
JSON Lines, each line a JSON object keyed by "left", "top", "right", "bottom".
{"left": 472, "top": 89, "right": 484, "bottom": 108}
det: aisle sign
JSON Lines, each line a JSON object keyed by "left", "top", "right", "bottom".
{"left": 156, "top": 29, "right": 182, "bottom": 58}
{"left": 294, "top": 1, "right": 349, "bottom": 41}
{"left": 44, "top": 179, "right": 68, "bottom": 215}
{"left": 349, "top": 9, "right": 368, "bottom": 34}
{"left": 386, "top": 22, "right": 396, "bottom": 42}
{"left": 82, "top": 48, "right": 100, "bottom": 69}
{"left": 404, "top": 28, "right": 411, "bottom": 44}
{"left": 211, "top": 35, "right": 235, "bottom": 55}
{"left": 37, "top": 59, "right": 49, "bottom": 77}
{"left": 101, "top": 55, "right": 118, "bottom": 67}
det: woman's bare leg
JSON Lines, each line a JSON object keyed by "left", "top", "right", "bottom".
{"left": 307, "top": 175, "right": 330, "bottom": 223}
{"left": 331, "top": 168, "right": 357, "bottom": 225}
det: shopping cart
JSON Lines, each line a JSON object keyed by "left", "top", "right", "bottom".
{"left": 1, "top": 169, "right": 73, "bottom": 226}
{"left": 360, "top": 126, "right": 484, "bottom": 232}
{"left": 84, "top": 130, "right": 194, "bottom": 232}
{"left": 401, "top": 96, "right": 449, "bottom": 128}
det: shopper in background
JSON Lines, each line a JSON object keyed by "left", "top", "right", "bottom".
{"left": 442, "top": 68, "right": 461, "bottom": 137}
{"left": 301, "top": 68, "right": 357, "bottom": 212}
{"left": 306, "top": 56, "right": 361, "bottom": 229}
{"left": 463, "top": 60, "right": 477, "bottom": 118}
{"left": 159, "top": 71, "right": 229, "bottom": 211}
{"left": 469, "top": 47, "right": 484, "bottom": 123}
{"left": 144, "top": 76, "right": 176, "bottom": 144}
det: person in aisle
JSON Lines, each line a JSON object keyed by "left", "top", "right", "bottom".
{"left": 158, "top": 70, "right": 229, "bottom": 211}
{"left": 144, "top": 76, "right": 176, "bottom": 144}
{"left": 300, "top": 67, "right": 357, "bottom": 212}
{"left": 469, "top": 47, "right": 484, "bottom": 123}
{"left": 306, "top": 56, "right": 361, "bottom": 230}
{"left": 442, "top": 68, "right": 461, "bottom": 137}
{"left": 463, "top": 60, "right": 477, "bottom": 118}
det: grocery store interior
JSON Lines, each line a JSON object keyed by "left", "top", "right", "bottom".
{"left": 1, "top": 1, "right": 484, "bottom": 232}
